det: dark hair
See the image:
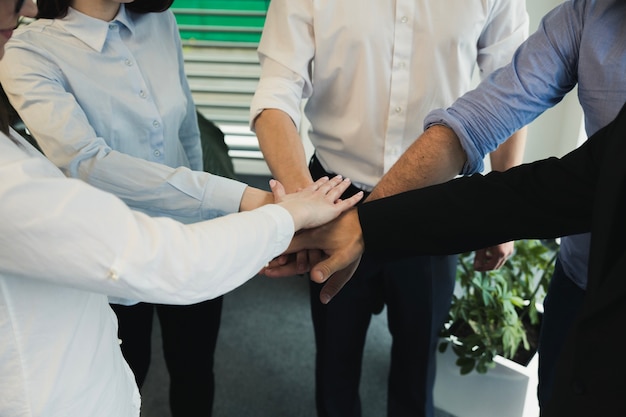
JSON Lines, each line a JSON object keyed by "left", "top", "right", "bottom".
{"left": 37, "top": 0, "right": 175, "bottom": 19}
{"left": 0, "top": 105, "right": 9, "bottom": 136}
{"left": 0, "top": 86, "right": 16, "bottom": 136}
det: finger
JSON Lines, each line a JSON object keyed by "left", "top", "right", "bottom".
{"left": 311, "top": 176, "right": 330, "bottom": 191}
{"left": 476, "top": 244, "right": 512, "bottom": 271}
{"left": 296, "top": 250, "right": 310, "bottom": 274}
{"left": 266, "top": 254, "right": 291, "bottom": 268}
{"left": 262, "top": 253, "right": 302, "bottom": 276}
{"left": 473, "top": 249, "right": 486, "bottom": 271}
{"left": 493, "top": 259, "right": 506, "bottom": 270}
{"left": 314, "top": 175, "right": 343, "bottom": 197}
{"left": 309, "top": 249, "right": 357, "bottom": 284}
{"left": 323, "top": 177, "right": 353, "bottom": 201}
{"left": 263, "top": 261, "right": 307, "bottom": 277}
{"left": 316, "top": 258, "right": 361, "bottom": 304}
{"left": 269, "top": 179, "right": 286, "bottom": 202}
{"left": 307, "top": 249, "right": 325, "bottom": 266}
{"left": 334, "top": 191, "right": 363, "bottom": 211}
{"left": 491, "top": 253, "right": 509, "bottom": 270}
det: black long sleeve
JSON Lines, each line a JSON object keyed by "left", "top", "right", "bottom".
{"left": 357, "top": 115, "right": 617, "bottom": 256}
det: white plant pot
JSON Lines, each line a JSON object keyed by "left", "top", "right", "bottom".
{"left": 433, "top": 345, "right": 539, "bottom": 417}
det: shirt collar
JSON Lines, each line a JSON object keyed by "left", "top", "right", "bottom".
{"left": 60, "top": 5, "right": 135, "bottom": 52}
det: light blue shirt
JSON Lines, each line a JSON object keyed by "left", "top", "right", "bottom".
{"left": 0, "top": 5, "right": 246, "bottom": 223}
{"left": 425, "top": 0, "right": 626, "bottom": 289}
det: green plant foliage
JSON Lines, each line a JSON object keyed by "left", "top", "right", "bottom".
{"left": 438, "top": 239, "right": 559, "bottom": 375}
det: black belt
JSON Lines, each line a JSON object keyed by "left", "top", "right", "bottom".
{"left": 308, "top": 154, "right": 370, "bottom": 201}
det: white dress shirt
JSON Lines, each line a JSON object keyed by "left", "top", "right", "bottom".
{"left": 0, "top": 6, "right": 246, "bottom": 223}
{"left": 0, "top": 130, "right": 294, "bottom": 417}
{"left": 250, "top": 0, "right": 529, "bottom": 190}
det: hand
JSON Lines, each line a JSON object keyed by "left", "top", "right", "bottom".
{"left": 271, "top": 175, "right": 363, "bottom": 230}
{"left": 261, "top": 248, "right": 325, "bottom": 276}
{"left": 473, "top": 241, "right": 514, "bottom": 271}
{"left": 264, "top": 209, "right": 365, "bottom": 303}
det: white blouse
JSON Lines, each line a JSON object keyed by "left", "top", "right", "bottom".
{"left": 0, "top": 131, "right": 294, "bottom": 416}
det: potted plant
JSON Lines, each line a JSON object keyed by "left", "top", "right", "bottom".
{"left": 433, "top": 239, "right": 559, "bottom": 417}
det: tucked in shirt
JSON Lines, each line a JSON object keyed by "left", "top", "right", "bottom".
{"left": 425, "top": 0, "right": 626, "bottom": 289}
{"left": 250, "top": 0, "right": 528, "bottom": 190}
{"left": 0, "top": 5, "right": 247, "bottom": 223}
{"left": 0, "top": 130, "right": 294, "bottom": 417}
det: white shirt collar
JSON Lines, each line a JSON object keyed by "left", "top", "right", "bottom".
{"left": 60, "top": 5, "right": 135, "bottom": 52}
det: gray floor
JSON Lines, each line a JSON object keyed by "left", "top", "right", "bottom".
{"left": 139, "top": 275, "right": 455, "bottom": 417}
{"left": 139, "top": 173, "right": 454, "bottom": 416}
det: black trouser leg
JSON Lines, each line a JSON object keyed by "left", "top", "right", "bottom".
{"left": 157, "top": 297, "right": 223, "bottom": 417}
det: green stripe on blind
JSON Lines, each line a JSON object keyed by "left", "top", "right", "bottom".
{"left": 172, "top": 0, "right": 269, "bottom": 43}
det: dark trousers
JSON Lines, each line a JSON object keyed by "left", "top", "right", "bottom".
{"left": 309, "top": 155, "right": 456, "bottom": 417}
{"left": 537, "top": 259, "right": 585, "bottom": 411}
{"left": 111, "top": 297, "right": 223, "bottom": 417}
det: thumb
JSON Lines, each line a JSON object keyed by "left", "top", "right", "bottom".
{"left": 269, "top": 178, "right": 286, "bottom": 202}
{"left": 312, "top": 256, "right": 361, "bottom": 304}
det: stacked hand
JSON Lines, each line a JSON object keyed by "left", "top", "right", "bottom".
{"left": 265, "top": 176, "right": 513, "bottom": 305}
{"left": 271, "top": 175, "right": 363, "bottom": 230}
{"left": 262, "top": 199, "right": 365, "bottom": 304}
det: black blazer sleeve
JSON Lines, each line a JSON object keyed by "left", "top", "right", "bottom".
{"left": 357, "top": 112, "right": 620, "bottom": 256}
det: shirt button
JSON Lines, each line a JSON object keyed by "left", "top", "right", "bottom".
{"left": 152, "top": 120, "right": 160, "bottom": 128}
{"left": 400, "top": 16, "right": 408, "bottom": 23}
{"left": 397, "top": 62, "right": 406, "bottom": 69}
{"left": 395, "top": 106, "right": 402, "bottom": 114}
{"left": 124, "top": 58, "right": 133, "bottom": 66}
{"left": 108, "top": 269, "right": 119, "bottom": 281}
{"left": 153, "top": 150, "right": 161, "bottom": 157}
{"left": 108, "top": 23, "right": 117, "bottom": 30}
{"left": 139, "top": 90, "right": 147, "bottom": 99}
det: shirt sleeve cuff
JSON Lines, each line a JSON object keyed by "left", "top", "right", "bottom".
{"left": 201, "top": 175, "right": 248, "bottom": 218}
{"left": 424, "top": 109, "right": 486, "bottom": 175}
{"left": 255, "top": 204, "right": 296, "bottom": 254}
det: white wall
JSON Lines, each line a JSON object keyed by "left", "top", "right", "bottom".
{"left": 521, "top": 0, "right": 584, "bottom": 163}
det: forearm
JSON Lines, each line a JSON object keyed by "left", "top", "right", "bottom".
{"left": 0, "top": 160, "right": 295, "bottom": 304}
{"left": 359, "top": 152, "right": 595, "bottom": 256}
{"left": 367, "top": 124, "right": 467, "bottom": 201}
{"left": 239, "top": 186, "right": 273, "bottom": 212}
{"left": 254, "top": 108, "right": 313, "bottom": 192}
{"left": 489, "top": 127, "right": 527, "bottom": 171}
{"left": 476, "top": 126, "right": 527, "bottom": 269}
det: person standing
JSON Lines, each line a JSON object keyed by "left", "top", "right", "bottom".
{"left": 0, "top": 0, "right": 264, "bottom": 415}
{"left": 250, "top": 1, "right": 529, "bottom": 416}
{"left": 349, "top": 0, "right": 626, "bottom": 408}
{"left": 274, "top": 100, "right": 626, "bottom": 417}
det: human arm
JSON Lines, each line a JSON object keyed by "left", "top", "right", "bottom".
{"left": 250, "top": 0, "right": 319, "bottom": 265}
{"left": 174, "top": 19, "right": 204, "bottom": 173}
{"left": 262, "top": 124, "right": 464, "bottom": 284}
{"left": 250, "top": 0, "right": 317, "bottom": 191}
{"left": 254, "top": 108, "right": 313, "bottom": 192}
{"left": 0, "top": 13, "right": 254, "bottom": 222}
{"left": 366, "top": 124, "right": 467, "bottom": 200}
{"left": 473, "top": 126, "right": 528, "bottom": 270}
{"left": 275, "top": 110, "right": 616, "bottom": 302}
{"left": 0, "top": 135, "right": 361, "bottom": 304}
{"left": 425, "top": 0, "right": 582, "bottom": 175}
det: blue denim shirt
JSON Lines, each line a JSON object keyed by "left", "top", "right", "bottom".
{"left": 424, "top": 0, "right": 626, "bottom": 289}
